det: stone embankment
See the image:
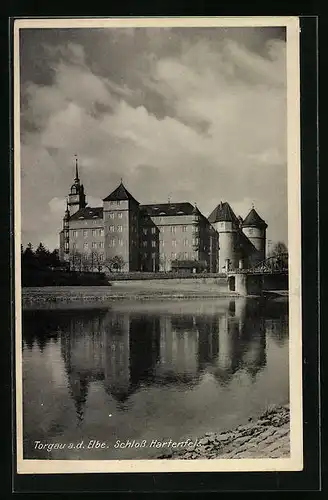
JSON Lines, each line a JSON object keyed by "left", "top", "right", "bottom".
{"left": 22, "top": 283, "right": 239, "bottom": 308}
{"left": 157, "top": 405, "right": 290, "bottom": 460}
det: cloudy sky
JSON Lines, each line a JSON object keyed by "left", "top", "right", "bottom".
{"left": 19, "top": 25, "right": 287, "bottom": 250}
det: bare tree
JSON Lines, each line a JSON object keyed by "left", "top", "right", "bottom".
{"left": 268, "top": 241, "right": 288, "bottom": 270}
{"left": 90, "top": 250, "right": 104, "bottom": 272}
{"left": 159, "top": 254, "right": 171, "bottom": 272}
{"left": 69, "top": 249, "right": 83, "bottom": 271}
{"left": 271, "top": 241, "right": 288, "bottom": 256}
{"left": 103, "top": 255, "right": 126, "bottom": 273}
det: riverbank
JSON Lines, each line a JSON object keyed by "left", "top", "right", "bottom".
{"left": 22, "top": 285, "right": 287, "bottom": 308}
{"left": 22, "top": 284, "right": 239, "bottom": 307}
{"left": 157, "top": 405, "right": 290, "bottom": 459}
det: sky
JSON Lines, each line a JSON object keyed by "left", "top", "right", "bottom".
{"left": 19, "top": 25, "right": 287, "bottom": 250}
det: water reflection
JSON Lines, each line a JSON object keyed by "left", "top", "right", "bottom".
{"left": 23, "top": 298, "right": 289, "bottom": 427}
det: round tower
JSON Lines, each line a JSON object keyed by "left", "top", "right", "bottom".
{"left": 242, "top": 207, "right": 267, "bottom": 263}
{"left": 207, "top": 201, "right": 240, "bottom": 272}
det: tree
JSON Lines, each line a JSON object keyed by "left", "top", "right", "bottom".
{"left": 22, "top": 242, "right": 36, "bottom": 269}
{"left": 49, "top": 249, "right": 61, "bottom": 269}
{"left": 103, "top": 255, "right": 125, "bottom": 273}
{"left": 69, "top": 249, "right": 83, "bottom": 271}
{"left": 270, "top": 241, "right": 288, "bottom": 256}
{"left": 35, "top": 242, "right": 51, "bottom": 269}
{"left": 159, "top": 254, "right": 171, "bottom": 272}
{"left": 268, "top": 241, "right": 288, "bottom": 270}
{"left": 90, "top": 251, "right": 104, "bottom": 273}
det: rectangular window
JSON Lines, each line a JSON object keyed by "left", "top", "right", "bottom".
{"left": 171, "top": 252, "right": 176, "bottom": 259}
{"left": 109, "top": 213, "right": 115, "bottom": 219}
{"left": 99, "top": 229, "right": 104, "bottom": 236}
{"left": 72, "top": 243, "right": 76, "bottom": 249}
{"left": 184, "top": 252, "right": 188, "bottom": 259}
{"left": 117, "top": 225, "right": 123, "bottom": 232}
{"left": 92, "top": 229, "right": 96, "bottom": 237}
{"left": 83, "top": 243, "right": 88, "bottom": 250}
{"left": 143, "top": 228, "right": 148, "bottom": 235}
{"left": 172, "top": 240, "right": 177, "bottom": 247}
{"left": 92, "top": 242, "right": 97, "bottom": 249}
{"left": 118, "top": 213, "right": 123, "bottom": 218}
{"left": 171, "top": 226, "right": 176, "bottom": 233}
{"left": 99, "top": 254, "right": 104, "bottom": 261}
{"left": 99, "top": 241, "right": 104, "bottom": 248}
{"left": 118, "top": 239, "right": 123, "bottom": 246}
{"left": 151, "top": 227, "right": 156, "bottom": 234}
{"left": 160, "top": 240, "right": 165, "bottom": 246}
{"left": 109, "top": 239, "right": 115, "bottom": 247}
{"left": 143, "top": 241, "right": 147, "bottom": 248}
{"left": 182, "top": 226, "right": 187, "bottom": 232}
{"left": 152, "top": 240, "right": 156, "bottom": 247}
{"left": 109, "top": 225, "right": 115, "bottom": 232}
{"left": 151, "top": 253, "right": 156, "bottom": 259}
{"left": 144, "top": 252, "right": 148, "bottom": 258}
{"left": 72, "top": 230, "right": 78, "bottom": 238}
{"left": 83, "top": 229, "right": 88, "bottom": 237}
{"left": 183, "top": 239, "right": 188, "bottom": 246}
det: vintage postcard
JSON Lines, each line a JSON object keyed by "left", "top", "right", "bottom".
{"left": 14, "top": 16, "right": 303, "bottom": 474}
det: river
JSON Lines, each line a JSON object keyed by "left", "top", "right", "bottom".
{"left": 21, "top": 297, "right": 289, "bottom": 460}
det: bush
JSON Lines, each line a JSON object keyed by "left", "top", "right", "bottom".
{"left": 22, "top": 269, "right": 110, "bottom": 287}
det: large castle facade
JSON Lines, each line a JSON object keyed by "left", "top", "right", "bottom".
{"left": 59, "top": 161, "right": 267, "bottom": 273}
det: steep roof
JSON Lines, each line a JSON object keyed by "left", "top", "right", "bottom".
{"left": 242, "top": 208, "right": 267, "bottom": 229}
{"left": 103, "top": 182, "right": 139, "bottom": 204}
{"left": 208, "top": 201, "right": 239, "bottom": 224}
{"left": 140, "top": 202, "right": 195, "bottom": 217}
{"left": 69, "top": 207, "right": 103, "bottom": 220}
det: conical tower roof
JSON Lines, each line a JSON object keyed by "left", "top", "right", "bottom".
{"left": 103, "top": 181, "right": 139, "bottom": 204}
{"left": 208, "top": 201, "right": 239, "bottom": 224}
{"left": 242, "top": 208, "right": 267, "bottom": 229}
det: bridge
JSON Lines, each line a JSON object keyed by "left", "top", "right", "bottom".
{"left": 227, "top": 254, "right": 288, "bottom": 296}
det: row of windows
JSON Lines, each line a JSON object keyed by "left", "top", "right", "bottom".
{"left": 72, "top": 242, "right": 104, "bottom": 250}
{"left": 143, "top": 240, "right": 157, "bottom": 248}
{"left": 107, "top": 212, "right": 123, "bottom": 219}
{"left": 143, "top": 238, "right": 199, "bottom": 247}
{"left": 143, "top": 252, "right": 193, "bottom": 260}
{"left": 108, "top": 239, "right": 124, "bottom": 247}
{"left": 143, "top": 252, "right": 157, "bottom": 259}
{"left": 142, "top": 225, "right": 191, "bottom": 235}
{"left": 72, "top": 229, "right": 104, "bottom": 237}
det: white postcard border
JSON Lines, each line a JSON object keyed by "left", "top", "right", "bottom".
{"left": 14, "top": 16, "right": 303, "bottom": 474}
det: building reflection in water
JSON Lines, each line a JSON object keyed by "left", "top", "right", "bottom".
{"left": 23, "top": 298, "right": 288, "bottom": 424}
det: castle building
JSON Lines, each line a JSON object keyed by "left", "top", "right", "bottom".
{"left": 59, "top": 161, "right": 267, "bottom": 273}
{"left": 208, "top": 201, "right": 268, "bottom": 272}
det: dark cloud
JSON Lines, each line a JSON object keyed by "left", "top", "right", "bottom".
{"left": 18, "top": 24, "right": 288, "bottom": 250}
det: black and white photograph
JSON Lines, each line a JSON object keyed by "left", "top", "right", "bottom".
{"left": 14, "top": 17, "right": 302, "bottom": 474}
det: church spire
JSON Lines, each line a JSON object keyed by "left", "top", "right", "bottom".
{"left": 74, "top": 154, "right": 79, "bottom": 182}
